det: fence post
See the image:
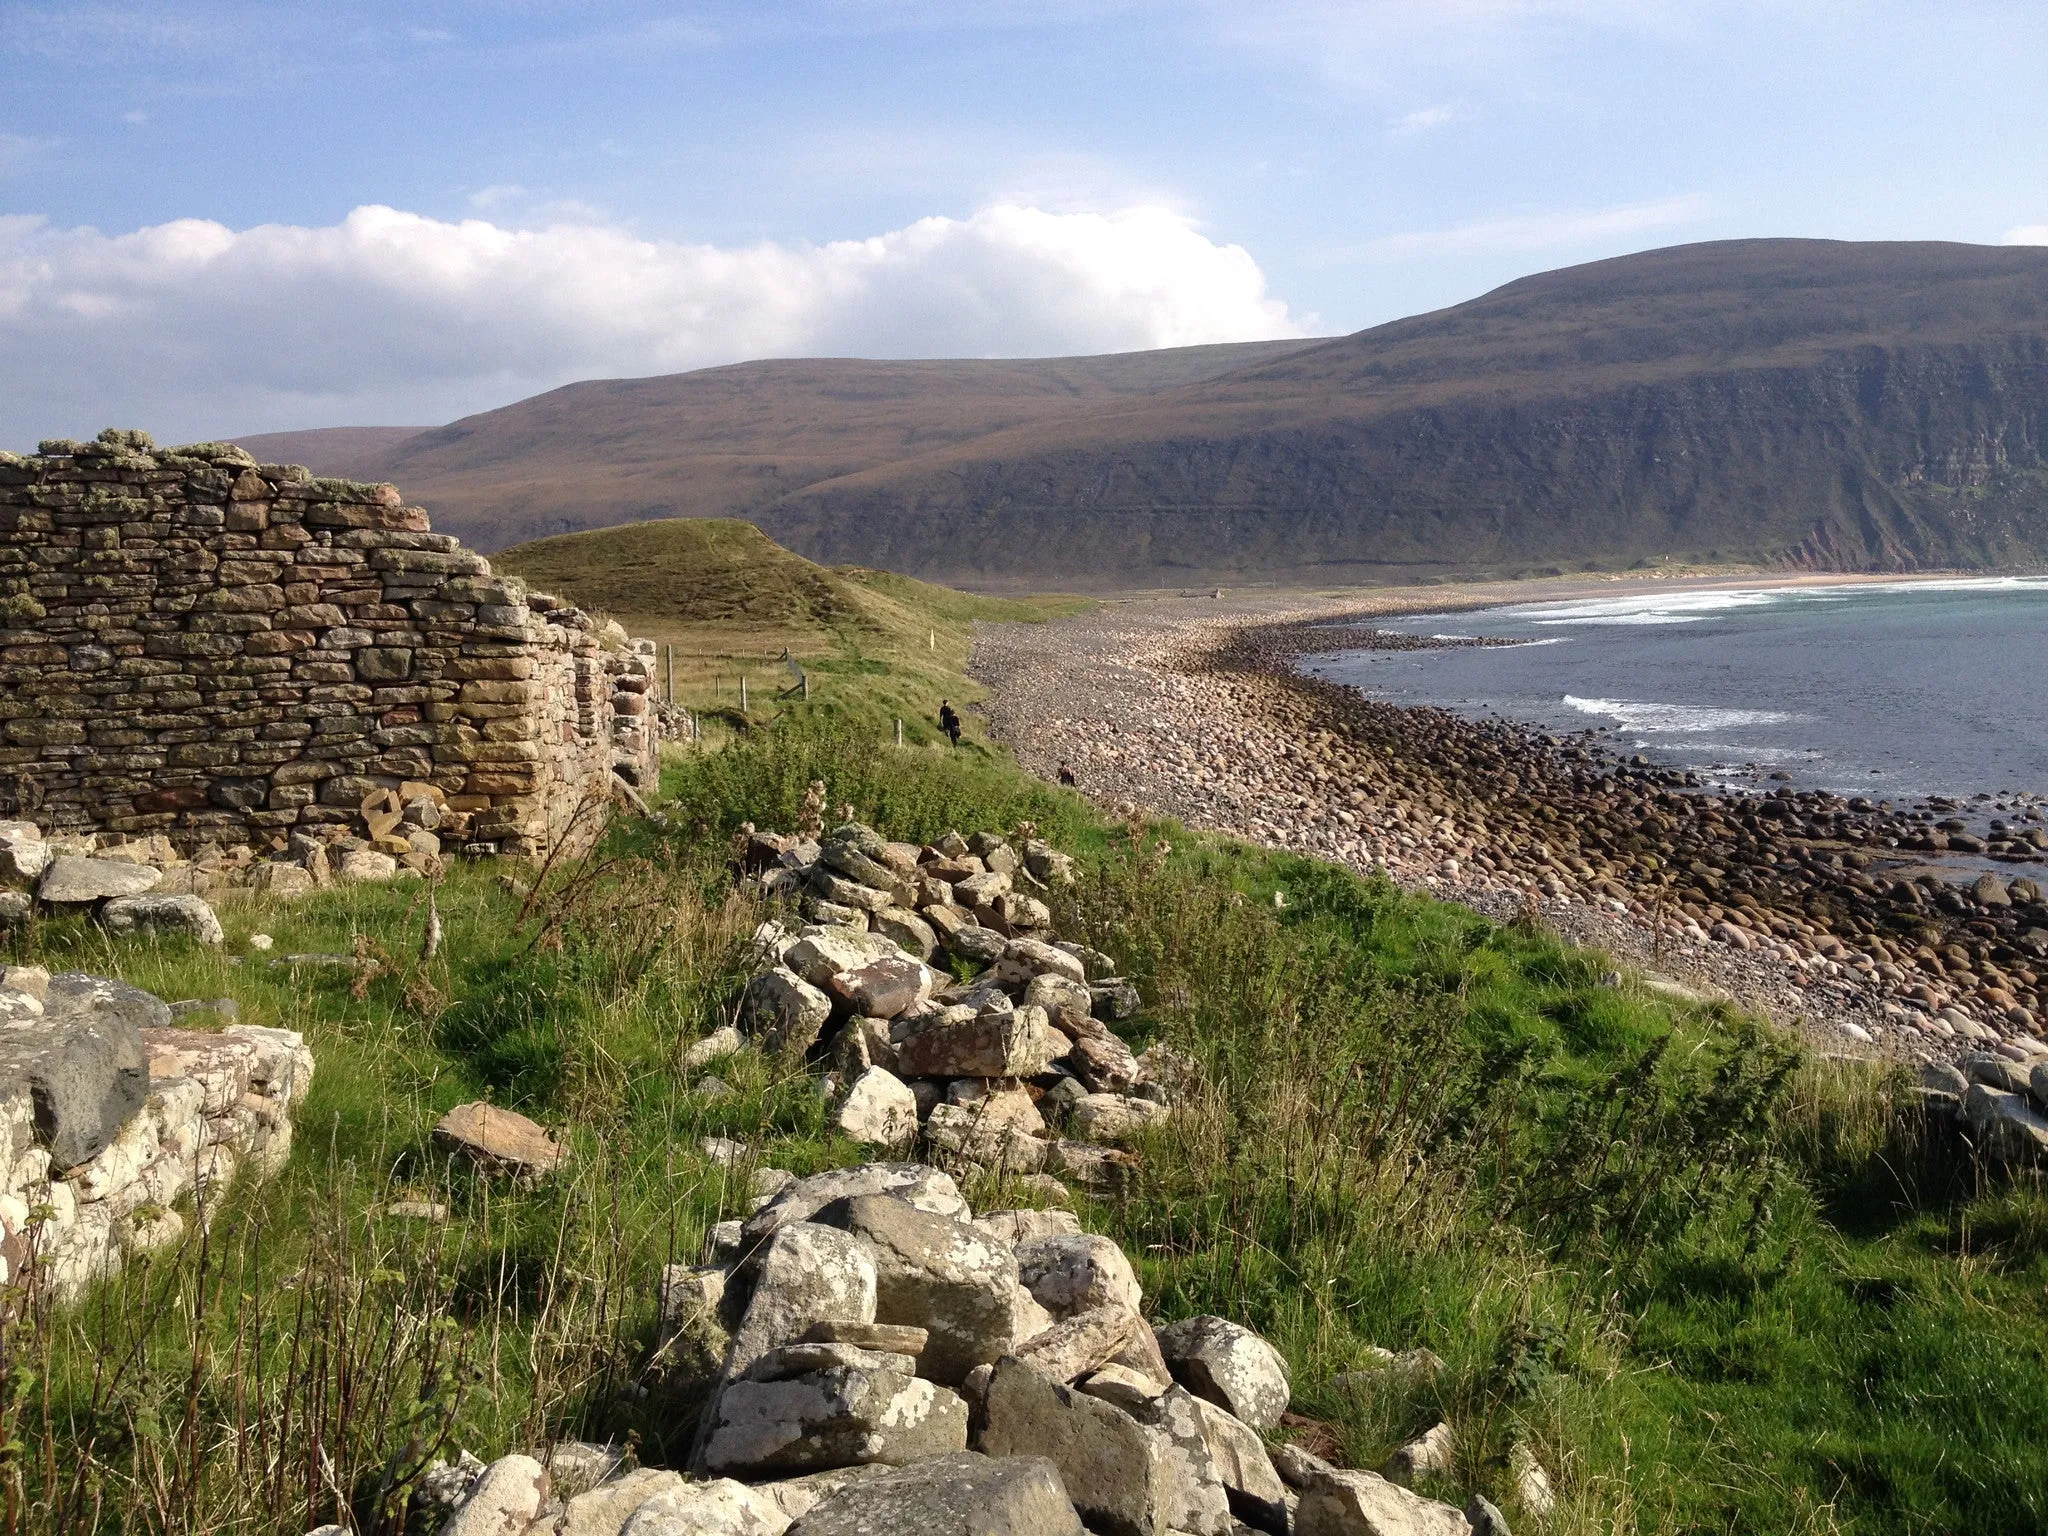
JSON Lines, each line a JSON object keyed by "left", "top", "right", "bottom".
{"left": 894, "top": 718, "right": 904, "bottom": 747}
{"left": 664, "top": 643, "right": 673, "bottom": 702}
{"left": 802, "top": 674, "right": 810, "bottom": 701}
{"left": 740, "top": 675, "right": 748, "bottom": 714}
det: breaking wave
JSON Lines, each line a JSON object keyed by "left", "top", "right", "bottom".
{"left": 1562, "top": 695, "right": 1799, "bottom": 733}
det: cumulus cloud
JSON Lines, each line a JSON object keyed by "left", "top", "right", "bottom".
{"left": 0, "top": 202, "right": 1303, "bottom": 443}
{"left": 2003, "top": 224, "right": 2048, "bottom": 245}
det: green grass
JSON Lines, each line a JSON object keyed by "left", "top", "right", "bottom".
{"left": 7, "top": 684, "right": 2048, "bottom": 1532}
{"left": 644, "top": 725, "right": 2048, "bottom": 1534}
{"left": 495, "top": 517, "right": 1089, "bottom": 748}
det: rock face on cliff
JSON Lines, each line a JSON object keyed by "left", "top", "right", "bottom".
{"left": 246, "top": 240, "right": 2048, "bottom": 588}
{"left": 760, "top": 240, "right": 2048, "bottom": 586}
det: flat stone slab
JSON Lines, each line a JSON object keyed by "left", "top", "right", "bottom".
{"left": 803, "top": 1319, "right": 929, "bottom": 1355}
{"left": 432, "top": 1102, "right": 568, "bottom": 1177}
{"left": 785, "top": 1451, "right": 1084, "bottom": 1536}
{"left": 37, "top": 857, "right": 162, "bottom": 904}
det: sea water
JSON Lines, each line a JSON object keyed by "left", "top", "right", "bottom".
{"left": 1307, "top": 578, "right": 2048, "bottom": 800}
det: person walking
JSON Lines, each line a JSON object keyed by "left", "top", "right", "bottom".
{"left": 939, "top": 699, "right": 962, "bottom": 747}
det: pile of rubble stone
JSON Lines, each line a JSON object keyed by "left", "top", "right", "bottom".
{"left": 0, "top": 964, "right": 312, "bottom": 1296}
{"left": 411, "top": 822, "right": 1537, "bottom": 1536}
{"left": 735, "top": 823, "right": 1174, "bottom": 1187}
{"left": 425, "top": 1159, "right": 1511, "bottom": 1536}
{"left": 0, "top": 788, "right": 458, "bottom": 943}
{"left": 1921, "top": 1046, "right": 2048, "bottom": 1159}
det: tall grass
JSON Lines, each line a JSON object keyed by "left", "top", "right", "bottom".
{"left": 4, "top": 1136, "right": 659, "bottom": 1535}
{"left": 10, "top": 719, "right": 2048, "bottom": 1533}
{"left": 0, "top": 846, "right": 784, "bottom": 1533}
{"left": 649, "top": 721, "right": 2048, "bottom": 1533}
{"left": 657, "top": 720, "right": 1097, "bottom": 854}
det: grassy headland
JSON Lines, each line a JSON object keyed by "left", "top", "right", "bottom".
{"left": 6, "top": 524, "right": 2047, "bottom": 1535}
{"left": 497, "top": 516, "right": 1088, "bottom": 747}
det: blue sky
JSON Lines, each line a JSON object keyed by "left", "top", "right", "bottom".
{"left": 3, "top": 1, "right": 2046, "bottom": 441}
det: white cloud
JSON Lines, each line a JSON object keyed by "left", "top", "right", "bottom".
{"left": 2003, "top": 224, "right": 2048, "bottom": 245}
{"left": 1357, "top": 194, "right": 1709, "bottom": 260}
{"left": 1389, "top": 103, "right": 1462, "bottom": 136}
{"left": 0, "top": 202, "right": 1303, "bottom": 442}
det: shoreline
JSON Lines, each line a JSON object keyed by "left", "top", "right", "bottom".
{"left": 972, "top": 585, "right": 2048, "bottom": 1064}
{"left": 1073, "top": 565, "right": 2037, "bottom": 615}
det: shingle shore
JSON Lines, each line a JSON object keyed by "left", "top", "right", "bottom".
{"left": 973, "top": 592, "right": 2048, "bottom": 1065}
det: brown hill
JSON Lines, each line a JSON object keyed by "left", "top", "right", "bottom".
{"left": 237, "top": 240, "right": 2048, "bottom": 587}
{"left": 233, "top": 425, "right": 432, "bottom": 477}
{"left": 240, "top": 340, "right": 1321, "bottom": 555}
{"left": 759, "top": 240, "right": 2048, "bottom": 586}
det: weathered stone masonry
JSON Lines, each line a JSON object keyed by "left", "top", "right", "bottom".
{"left": 0, "top": 430, "right": 656, "bottom": 858}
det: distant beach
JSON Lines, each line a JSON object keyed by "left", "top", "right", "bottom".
{"left": 973, "top": 576, "right": 2048, "bottom": 1062}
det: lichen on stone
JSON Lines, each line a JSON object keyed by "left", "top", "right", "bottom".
{"left": 166, "top": 442, "right": 258, "bottom": 468}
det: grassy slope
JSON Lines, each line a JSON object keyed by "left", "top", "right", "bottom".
{"left": 495, "top": 516, "right": 1088, "bottom": 745}
{"left": 658, "top": 730, "right": 2048, "bottom": 1535}
{"left": 8, "top": 550, "right": 2048, "bottom": 1534}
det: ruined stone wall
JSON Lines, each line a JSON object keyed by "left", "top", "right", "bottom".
{"left": 0, "top": 965, "right": 313, "bottom": 1299}
{"left": 0, "top": 430, "right": 657, "bottom": 858}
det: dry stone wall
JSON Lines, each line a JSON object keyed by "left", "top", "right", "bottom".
{"left": 0, "top": 430, "right": 657, "bottom": 859}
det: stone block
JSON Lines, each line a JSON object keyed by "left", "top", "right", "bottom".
{"left": 781, "top": 1452, "right": 1084, "bottom": 1536}
{"left": 744, "top": 1163, "right": 968, "bottom": 1246}
{"left": 98, "top": 893, "right": 224, "bottom": 945}
{"left": 1, "top": 972, "right": 159, "bottom": 1170}
{"left": 357, "top": 647, "right": 413, "bottom": 681}
{"left": 811, "top": 1193, "right": 1021, "bottom": 1385}
{"left": 980, "top": 1358, "right": 1188, "bottom": 1536}
{"left": 1294, "top": 1469, "right": 1472, "bottom": 1536}
{"left": 1155, "top": 1315, "right": 1292, "bottom": 1431}
{"left": 726, "top": 1221, "right": 879, "bottom": 1378}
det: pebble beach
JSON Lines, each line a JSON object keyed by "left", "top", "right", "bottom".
{"left": 973, "top": 587, "right": 2048, "bottom": 1066}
